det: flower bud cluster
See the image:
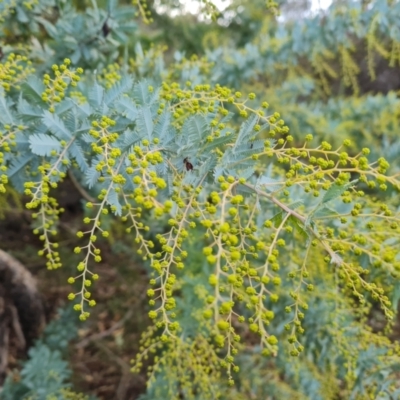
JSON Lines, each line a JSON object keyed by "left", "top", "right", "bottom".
{"left": 132, "top": 0, "right": 153, "bottom": 24}
{"left": 11, "top": 64, "right": 400, "bottom": 389}
{"left": 0, "top": 53, "right": 34, "bottom": 91}
{"left": 41, "top": 59, "right": 83, "bottom": 112}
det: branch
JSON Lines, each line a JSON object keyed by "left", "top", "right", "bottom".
{"left": 68, "top": 170, "right": 96, "bottom": 203}
{"left": 245, "top": 183, "right": 343, "bottom": 266}
{"left": 9, "top": 304, "right": 26, "bottom": 350}
{"left": 75, "top": 309, "right": 134, "bottom": 349}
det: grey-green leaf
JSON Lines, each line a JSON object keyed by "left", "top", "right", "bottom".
{"left": 29, "top": 134, "right": 62, "bottom": 156}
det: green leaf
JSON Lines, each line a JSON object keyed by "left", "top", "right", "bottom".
{"left": 0, "top": 94, "right": 14, "bottom": 125}
{"left": 132, "top": 80, "right": 154, "bottom": 105}
{"left": 29, "top": 134, "right": 62, "bottom": 156}
{"left": 105, "top": 75, "right": 133, "bottom": 105}
{"left": 288, "top": 215, "right": 309, "bottom": 241}
{"left": 305, "top": 180, "right": 358, "bottom": 227}
{"left": 201, "top": 134, "right": 233, "bottom": 153}
{"left": 42, "top": 111, "right": 72, "bottom": 140}
{"left": 287, "top": 200, "right": 303, "bottom": 209}
{"left": 21, "top": 76, "right": 46, "bottom": 104}
{"left": 85, "top": 159, "right": 102, "bottom": 189}
{"left": 17, "top": 96, "right": 43, "bottom": 122}
{"left": 116, "top": 96, "right": 137, "bottom": 120}
{"left": 88, "top": 80, "right": 105, "bottom": 107}
{"left": 69, "top": 143, "right": 88, "bottom": 172}
{"left": 136, "top": 106, "right": 154, "bottom": 138}
{"left": 257, "top": 176, "right": 282, "bottom": 192}
{"left": 313, "top": 206, "right": 340, "bottom": 219}
{"left": 106, "top": 188, "right": 122, "bottom": 216}
{"left": 321, "top": 180, "right": 358, "bottom": 204}
{"left": 21, "top": 345, "right": 70, "bottom": 392}
{"left": 153, "top": 110, "right": 171, "bottom": 140}
{"left": 55, "top": 98, "right": 75, "bottom": 116}
{"left": 7, "top": 154, "right": 34, "bottom": 178}
{"left": 270, "top": 211, "right": 283, "bottom": 228}
{"left": 34, "top": 16, "right": 58, "bottom": 38}
{"left": 122, "top": 128, "right": 143, "bottom": 148}
{"left": 233, "top": 114, "right": 257, "bottom": 150}
{"left": 186, "top": 115, "right": 208, "bottom": 141}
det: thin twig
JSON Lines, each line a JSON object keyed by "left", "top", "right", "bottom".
{"left": 245, "top": 183, "right": 343, "bottom": 265}
{"left": 68, "top": 170, "right": 96, "bottom": 203}
{"left": 75, "top": 309, "right": 134, "bottom": 349}
{"left": 9, "top": 304, "right": 26, "bottom": 350}
{"left": 94, "top": 340, "right": 131, "bottom": 373}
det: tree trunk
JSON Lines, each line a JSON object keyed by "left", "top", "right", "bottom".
{"left": 0, "top": 249, "right": 45, "bottom": 385}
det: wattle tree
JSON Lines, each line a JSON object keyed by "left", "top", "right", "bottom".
{"left": 1, "top": 1, "right": 400, "bottom": 399}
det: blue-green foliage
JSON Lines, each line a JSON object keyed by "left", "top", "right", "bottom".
{"left": 3, "top": 71, "right": 268, "bottom": 209}
{"left": 1, "top": 0, "right": 137, "bottom": 69}
{"left": 1, "top": 69, "right": 397, "bottom": 399}
{"left": 1, "top": 308, "right": 91, "bottom": 400}
{"left": 2, "top": 1, "right": 400, "bottom": 399}
{"left": 125, "top": 3, "right": 400, "bottom": 175}
{"left": 207, "top": 1, "right": 400, "bottom": 86}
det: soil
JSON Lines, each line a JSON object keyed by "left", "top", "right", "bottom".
{"left": 0, "top": 177, "right": 150, "bottom": 400}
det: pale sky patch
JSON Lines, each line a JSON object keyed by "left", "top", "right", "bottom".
{"left": 179, "top": 0, "right": 333, "bottom": 16}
